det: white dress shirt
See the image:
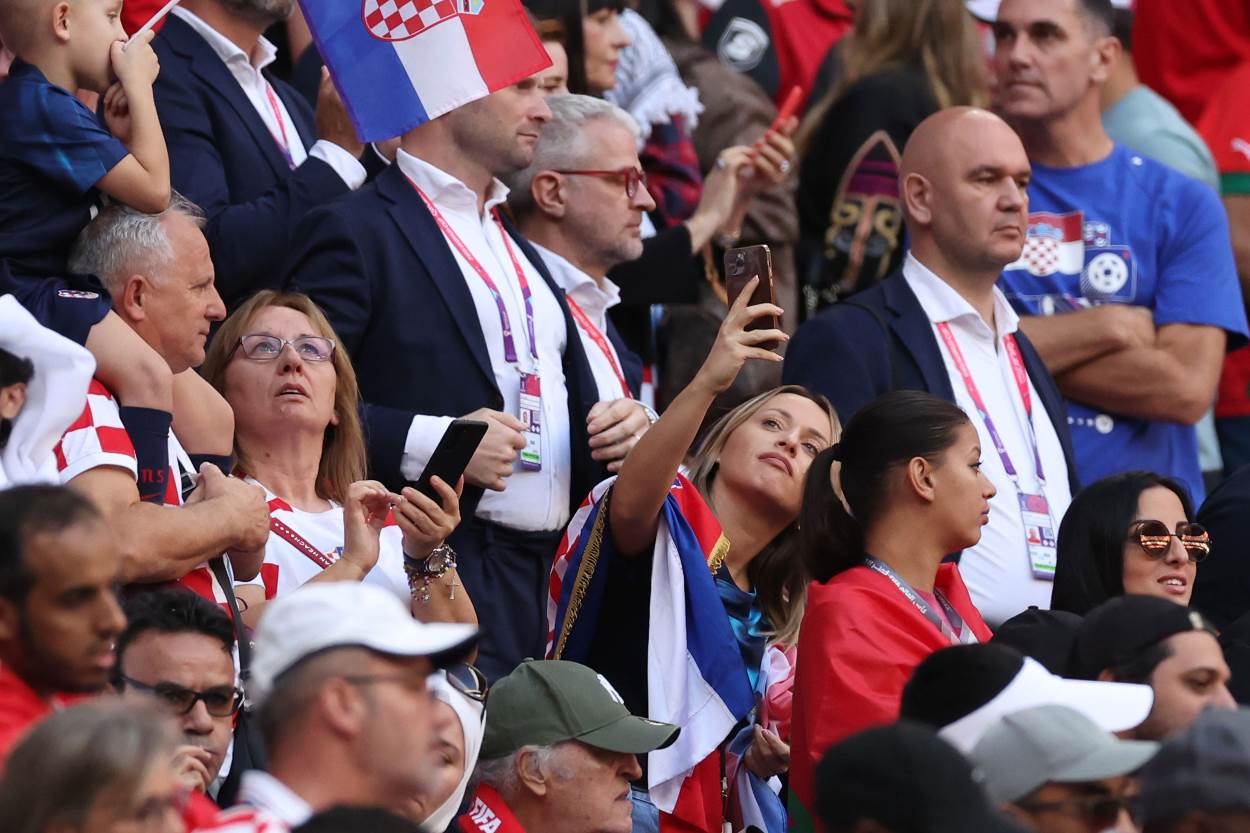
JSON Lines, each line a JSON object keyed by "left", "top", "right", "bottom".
{"left": 903, "top": 253, "right": 1072, "bottom": 626}
{"left": 532, "top": 242, "right": 632, "bottom": 402}
{"left": 170, "top": 7, "right": 365, "bottom": 189}
{"left": 396, "top": 151, "right": 572, "bottom": 531}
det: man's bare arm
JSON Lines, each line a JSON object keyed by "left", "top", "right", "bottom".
{"left": 1017, "top": 304, "right": 1157, "bottom": 375}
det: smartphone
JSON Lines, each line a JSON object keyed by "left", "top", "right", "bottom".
{"left": 724, "top": 244, "right": 780, "bottom": 350}
{"left": 411, "top": 419, "right": 489, "bottom": 502}
{"left": 770, "top": 85, "right": 803, "bottom": 133}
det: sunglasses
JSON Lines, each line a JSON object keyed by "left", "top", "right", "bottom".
{"left": 554, "top": 167, "right": 648, "bottom": 200}
{"left": 1016, "top": 794, "right": 1130, "bottom": 828}
{"left": 445, "top": 663, "right": 489, "bottom": 703}
{"left": 234, "top": 334, "right": 336, "bottom": 362}
{"left": 1126, "top": 519, "right": 1211, "bottom": 562}
{"left": 118, "top": 675, "right": 245, "bottom": 717}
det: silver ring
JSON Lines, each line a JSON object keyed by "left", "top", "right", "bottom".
{"left": 779, "top": 160, "right": 792, "bottom": 175}
{"left": 716, "top": 157, "right": 728, "bottom": 170}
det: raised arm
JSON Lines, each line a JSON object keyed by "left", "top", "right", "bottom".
{"left": 97, "top": 34, "right": 171, "bottom": 213}
{"left": 609, "top": 279, "right": 786, "bottom": 556}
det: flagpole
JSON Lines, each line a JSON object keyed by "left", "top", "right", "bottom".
{"left": 124, "top": 0, "right": 183, "bottom": 48}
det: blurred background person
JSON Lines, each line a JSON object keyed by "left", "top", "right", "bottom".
{"left": 1136, "top": 708, "right": 1250, "bottom": 833}
{"left": 408, "top": 668, "right": 487, "bottom": 833}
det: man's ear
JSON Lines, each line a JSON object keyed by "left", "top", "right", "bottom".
{"left": 319, "top": 678, "right": 369, "bottom": 740}
{"left": 51, "top": 1, "right": 72, "bottom": 44}
{"left": 117, "top": 274, "right": 149, "bottom": 322}
{"left": 516, "top": 747, "right": 551, "bottom": 797}
{"left": 1089, "top": 33, "right": 1121, "bottom": 85}
{"left": 530, "top": 172, "right": 568, "bottom": 219}
{"left": 900, "top": 172, "right": 933, "bottom": 228}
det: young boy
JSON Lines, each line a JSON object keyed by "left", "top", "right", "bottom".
{"left": 0, "top": 0, "right": 186, "bottom": 502}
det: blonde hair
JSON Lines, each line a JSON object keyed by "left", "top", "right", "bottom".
{"left": 201, "top": 291, "right": 367, "bottom": 503}
{"left": 686, "top": 385, "right": 840, "bottom": 647}
{"left": 798, "top": 0, "right": 987, "bottom": 151}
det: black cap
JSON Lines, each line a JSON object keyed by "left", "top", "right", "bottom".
{"left": 1138, "top": 708, "right": 1250, "bottom": 825}
{"left": 992, "top": 607, "right": 1084, "bottom": 676}
{"left": 900, "top": 644, "right": 1025, "bottom": 729}
{"left": 1071, "top": 595, "right": 1218, "bottom": 680}
{"left": 815, "top": 721, "right": 1029, "bottom": 833}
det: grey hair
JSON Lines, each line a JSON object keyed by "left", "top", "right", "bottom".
{"left": 506, "top": 94, "right": 642, "bottom": 216}
{"left": 0, "top": 700, "right": 177, "bottom": 833}
{"left": 68, "top": 193, "right": 206, "bottom": 298}
{"left": 474, "top": 742, "right": 576, "bottom": 799}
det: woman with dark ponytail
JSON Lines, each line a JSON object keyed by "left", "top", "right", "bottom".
{"left": 788, "top": 391, "right": 996, "bottom": 829}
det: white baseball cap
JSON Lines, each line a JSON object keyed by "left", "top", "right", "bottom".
{"left": 248, "top": 582, "right": 478, "bottom": 705}
{"left": 939, "top": 657, "right": 1154, "bottom": 753}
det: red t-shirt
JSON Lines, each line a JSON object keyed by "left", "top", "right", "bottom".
{"left": 0, "top": 663, "right": 89, "bottom": 768}
{"left": 762, "top": 0, "right": 853, "bottom": 110}
{"left": 1132, "top": 0, "right": 1250, "bottom": 125}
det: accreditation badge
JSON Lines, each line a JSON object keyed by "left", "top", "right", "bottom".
{"left": 1019, "top": 491, "right": 1057, "bottom": 580}
{"left": 519, "top": 372, "right": 542, "bottom": 471}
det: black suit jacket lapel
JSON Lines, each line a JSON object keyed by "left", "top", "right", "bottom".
{"left": 881, "top": 275, "right": 957, "bottom": 400}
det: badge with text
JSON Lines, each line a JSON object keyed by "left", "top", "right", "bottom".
{"left": 519, "top": 372, "right": 542, "bottom": 471}
{"left": 1019, "top": 491, "right": 1058, "bottom": 580}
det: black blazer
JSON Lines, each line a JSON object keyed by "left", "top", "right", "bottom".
{"left": 283, "top": 164, "right": 625, "bottom": 516}
{"left": 783, "top": 270, "right": 1081, "bottom": 494}
{"left": 153, "top": 14, "right": 352, "bottom": 308}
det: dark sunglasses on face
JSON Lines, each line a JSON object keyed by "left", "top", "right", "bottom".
{"left": 118, "top": 675, "right": 245, "bottom": 717}
{"left": 1016, "top": 793, "right": 1130, "bottom": 828}
{"left": 1126, "top": 519, "right": 1211, "bottom": 562}
{"left": 553, "top": 167, "right": 648, "bottom": 200}
{"left": 234, "top": 334, "right": 336, "bottom": 362}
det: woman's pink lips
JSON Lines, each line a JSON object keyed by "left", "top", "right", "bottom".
{"left": 759, "top": 453, "right": 793, "bottom": 476}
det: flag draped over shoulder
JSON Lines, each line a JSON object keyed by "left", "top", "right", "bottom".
{"left": 547, "top": 474, "right": 785, "bottom": 833}
{"left": 297, "top": 0, "right": 552, "bottom": 142}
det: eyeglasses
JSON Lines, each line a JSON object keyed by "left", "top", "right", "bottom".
{"left": 554, "top": 167, "right": 648, "bottom": 200}
{"left": 118, "top": 675, "right": 244, "bottom": 717}
{"left": 1127, "top": 519, "right": 1211, "bottom": 562}
{"left": 1015, "top": 794, "right": 1130, "bottom": 828}
{"left": 234, "top": 334, "right": 336, "bottom": 362}
{"left": 342, "top": 671, "right": 431, "bottom": 695}
{"left": 445, "top": 663, "right": 489, "bottom": 703}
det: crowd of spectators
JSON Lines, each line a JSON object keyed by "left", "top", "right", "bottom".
{"left": 5, "top": 0, "right": 1250, "bottom": 832}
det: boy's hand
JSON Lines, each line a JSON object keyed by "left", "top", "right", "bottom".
{"left": 110, "top": 32, "right": 160, "bottom": 91}
{"left": 315, "top": 68, "right": 365, "bottom": 158}
{"left": 102, "top": 83, "right": 132, "bottom": 143}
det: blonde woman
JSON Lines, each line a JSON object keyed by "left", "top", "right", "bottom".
{"left": 201, "top": 291, "right": 475, "bottom": 629}
{"left": 796, "top": 0, "right": 988, "bottom": 313}
{"left": 548, "top": 282, "right": 838, "bottom": 833}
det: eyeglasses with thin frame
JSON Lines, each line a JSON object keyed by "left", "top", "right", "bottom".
{"left": 341, "top": 671, "right": 432, "bottom": 695}
{"left": 445, "top": 663, "right": 489, "bottom": 703}
{"left": 553, "top": 167, "right": 647, "bottom": 200}
{"left": 117, "top": 675, "right": 245, "bottom": 717}
{"left": 1015, "top": 793, "right": 1130, "bottom": 828}
{"left": 233, "top": 334, "right": 336, "bottom": 362}
{"left": 1126, "top": 519, "right": 1211, "bottom": 562}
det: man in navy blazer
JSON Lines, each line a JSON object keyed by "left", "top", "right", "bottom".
{"left": 285, "top": 79, "right": 645, "bottom": 680}
{"left": 785, "top": 108, "right": 1079, "bottom": 625}
{"left": 153, "top": 0, "right": 368, "bottom": 309}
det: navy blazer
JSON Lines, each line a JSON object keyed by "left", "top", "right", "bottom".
{"left": 153, "top": 14, "right": 352, "bottom": 309}
{"left": 783, "top": 271, "right": 1081, "bottom": 494}
{"left": 283, "top": 164, "right": 633, "bottom": 514}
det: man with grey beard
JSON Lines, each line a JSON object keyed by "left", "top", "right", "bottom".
{"left": 152, "top": 0, "right": 369, "bottom": 309}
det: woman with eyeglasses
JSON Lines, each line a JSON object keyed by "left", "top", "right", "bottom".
{"left": 200, "top": 291, "right": 476, "bottom": 631}
{"left": 0, "top": 700, "right": 186, "bottom": 833}
{"left": 406, "top": 666, "right": 488, "bottom": 833}
{"left": 1050, "top": 471, "right": 1209, "bottom": 615}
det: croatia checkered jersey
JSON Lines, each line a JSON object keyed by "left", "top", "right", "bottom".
{"left": 52, "top": 379, "right": 231, "bottom": 609}
{"left": 192, "top": 805, "right": 290, "bottom": 833}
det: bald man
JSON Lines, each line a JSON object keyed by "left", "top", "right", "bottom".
{"left": 784, "top": 107, "right": 1079, "bottom": 626}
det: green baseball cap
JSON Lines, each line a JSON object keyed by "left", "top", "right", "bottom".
{"left": 480, "top": 660, "right": 679, "bottom": 759}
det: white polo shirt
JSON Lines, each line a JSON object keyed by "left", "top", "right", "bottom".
{"left": 903, "top": 253, "right": 1072, "bottom": 626}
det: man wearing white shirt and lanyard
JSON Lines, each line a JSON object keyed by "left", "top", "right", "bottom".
{"left": 506, "top": 94, "right": 656, "bottom": 452}
{"left": 785, "top": 107, "right": 1079, "bottom": 626}
{"left": 286, "top": 78, "right": 653, "bottom": 680}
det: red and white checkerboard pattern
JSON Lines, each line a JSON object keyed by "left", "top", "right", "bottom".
{"left": 1020, "top": 236, "right": 1061, "bottom": 277}
{"left": 363, "top": 0, "right": 458, "bottom": 41}
{"left": 54, "top": 379, "right": 138, "bottom": 484}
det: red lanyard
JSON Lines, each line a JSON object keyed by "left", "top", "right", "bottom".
{"left": 935, "top": 322, "right": 1045, "bottom": 484}
{"left": 262, "top": 81, "right": 295, "bottom": 170}
{"left": 566, "top": 296, "right": 631, "bottom": 399}
{"left": 408, "top": 178, "right": 539, "bottom": 367}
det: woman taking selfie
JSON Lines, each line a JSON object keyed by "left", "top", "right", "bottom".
{"left": 1050, "top": 471, "right": 1208, "bottom": 615}
{"left": 788, "top": 391, "right": 996, "bottom": 828}
{"left": 549, "top": 279, "right": 838, "bottom": 833}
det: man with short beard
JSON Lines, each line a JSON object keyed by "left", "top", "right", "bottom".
{"left": 0, "top": 485, "right": 126, "bottom": 765}
{"left": 152, "top": 0, "right": 369, "bottom": 309}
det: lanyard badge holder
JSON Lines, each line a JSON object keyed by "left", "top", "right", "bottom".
{"left": 412, "top": 180, "right": 544, "bottom": 471}
{"left": 936, "top": 323, "right": 1058, "bottom": 581}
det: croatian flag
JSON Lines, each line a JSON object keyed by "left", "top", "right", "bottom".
{"left": 298, "top": 0, "right": 551, "bottom": 142}
{"left": 1006, "top": 211, "right": 1085, "bottom": 278}
{"left": 548, "top": 475, "right": 785, "bottom": 833}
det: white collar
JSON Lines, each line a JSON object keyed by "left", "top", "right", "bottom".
{"left": 394, "top": 149, "right": 510, "bottom": 216}
{"left": 902, "top": 252, "right": 1019, "bottom": 340}
{"left": 530, "top": 242, "right": 621, "bottom": 310}
{"left": 171, "top": 6, "right": 278, "bottom": 72}
{"left": 236, "top": 771, "right": 313, "bottom": 827}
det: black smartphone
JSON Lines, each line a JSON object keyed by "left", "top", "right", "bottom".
{"left": 411, "top": 419, "right": 489, "bottom": 502}
{"left": 724, "top": 244, "right": 780, "bottom": 350}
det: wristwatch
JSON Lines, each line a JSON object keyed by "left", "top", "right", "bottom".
{"left": 405, "top": 544, "right": 457, "bottom": 579}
